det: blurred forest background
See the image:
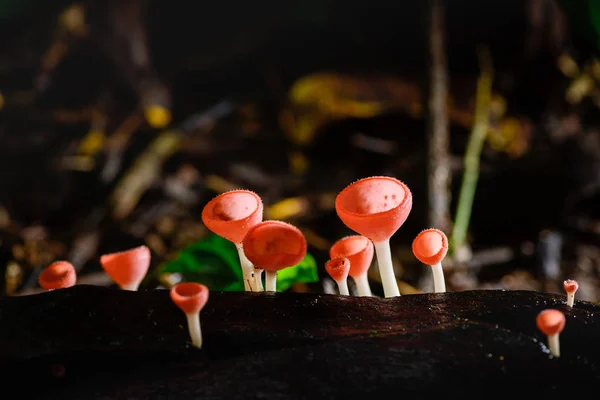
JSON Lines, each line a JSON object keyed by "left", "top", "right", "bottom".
{"left": 1, "top": 0, "right": 600, "bottom": 300}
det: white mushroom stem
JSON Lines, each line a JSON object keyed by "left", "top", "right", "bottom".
{"left": 121, "top": 282, "right": 140, "bottom": 291}
{"left": 254, "top": 268, "right": 264, "bottom": 291}
{"left": 185, "top": 312, "right": 203, "bottom": 349}
{"left": 547, "top": 333, "right": 560, "bottom": 357}
{"left": 566, "top": 292, "right": 575, "bottom": 307}
{"left": 265, "top": 270, "right": 277, "bottom": 292}
{"left": 431, "top": 262, "right": 446, "bottom": 293}
{"left": 235, "top": 243, "right": 255, "bottom": 291}
{"left": 373, "top": 239, "right": 401, "bottom": 297}
{"left": 353, "top": 274, "right": 372, "bottom": 296}
{"left": 336, "top": 279, "right": 350, "bottom": 296}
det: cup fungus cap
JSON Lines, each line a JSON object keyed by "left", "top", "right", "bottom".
{"left": 170, "top": 282, "right": 209, "bottom": 315}
{"left": 329, "top": 235, "right": 374, "bottom": 278}
{"left": 536, "top": 309, "right": 566, "bottom": 336}
{"left": 563, "top": 279, "right": 579, "bottom": 294}
{"left": 412, "top": 228, "right": 448, "bottom": 265}
{"left": 335, "top": 176, "right": 412, "bottom": 242}
{"left": 39, "top": 261, "right": 76, "bottom": 290}
{"left": 100, "top": 245, "right": 151, "bottom": 290}
{"left": 201, "top": 189, "right": 263, "bottom": 244}
{"left": 242, "top": 220, "right": 307, "bottom": 272}
{"left": 325, "top": 257, "right": 351, "bottom": 283}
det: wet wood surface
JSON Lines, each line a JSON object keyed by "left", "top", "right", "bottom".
{"left": 1, "top": 285, "right": 599, "bottom": 398}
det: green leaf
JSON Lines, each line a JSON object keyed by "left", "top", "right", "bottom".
{"left": 155, "top": 233, "right": 319, "bottom": 292}
{"left": 273, "top": 252, "right": 319, "bottom": 292}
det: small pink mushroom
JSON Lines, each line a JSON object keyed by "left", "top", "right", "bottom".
{"left": 170, "top": 282, "right": 209, "bottom": 349}
{"left": 335, "top": 176, "right": 412, "bottom": 298}
{"left": 325, "top": 257, "right": 351, "bottom": 296}
{"left": 39, "top": 261, "right": 76, "bottom": 291}
{"left": 536, "top": 309, "right": 566, "bottom": 358}
{"left": 330, "top": 235, "right": 374, "bottom": 296}
{"left": 201, "top": 189, "right": 263, "bottom": 291}
{"left": 412, "top": 228, "right": 449, "bottom": 293}
{"left": 242, "top": 220, "right": 307, "bottom": 292}
{"left": 100, "top": 245, "right": 151, "bottom": 291}
{"left": 563, "top": 279, "right": 578, "bottom": 307}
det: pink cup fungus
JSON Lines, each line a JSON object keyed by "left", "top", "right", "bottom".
{"left": 335, "top": 176, "right": 412, "bottom": 297}
{"left": 563, "top": 279, "right": 579, "bottom": 307}
{"left": 412, "top": 228, "right": 449, "bottom": 293}
{"left": 100, "top": 245, "right": 151, "bottom": 291}
{"left": 536, "top": 309, "right": 566, "bottom": 358}
{"left": 39, "top": 261, "right": 76, "bottom": 291}
{"left": 201, "top": 189, "right": 263, "bottom": 292}
{"left": 242, "top": 220, "right": 307, "bottom": 292}
{"left": 170, "top": 282, "right": 209, "bottom": 349}
{"left": 325, "top": 257, "right": 351, "bottom": 296}
{"left": 329, "top": 235, "right": 374, "bottom": 296}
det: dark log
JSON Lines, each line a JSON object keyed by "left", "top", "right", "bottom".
{"left": 1, "top": 285, "right": 599, "bottom": 398}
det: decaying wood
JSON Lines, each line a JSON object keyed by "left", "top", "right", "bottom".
{"left": 1, "top": 286, "right": 599, "bottom": 398}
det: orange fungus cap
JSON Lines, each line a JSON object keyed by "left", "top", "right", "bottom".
{"left": 201, "top": 190, "right": 263, "bottom": 243}
{"left": 170, "top": 282, "right": 209, "bottom": 315}
{"left": 242, "top": 220, "right": 307, "bottom": 271}
{"left": 39, "top": 261, "right": 76, "bottom": 290}
{"left": 100, "top": 245, "right": 151, "bottom": 289}
{"left": 325, "top": 257, "right": 351, "bottom": 282}
{"left": 335, "top": 176, "right": 412, "bottom": 242}
{"left": 536, "top": 309, "right": 566, "bottom": 336}
{"left": 412, "top": 228, "right": 448, "bottom": 265}
{"left": 563, "top": 279, "right": 579, "bottom": 294}
{"left": 329, "top": 235, "right": 374, "bottom": 278}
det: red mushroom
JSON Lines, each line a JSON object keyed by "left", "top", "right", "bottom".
{"left": 170, "top": 282, "right": 209, "bottom": 349}
{"left": 39, "top": 261, "right": 76, "bottom": 291}
{"left": 242, "top": 220, "right": 307, "bottom": 292}
{"left": 335, "top": 176, "right": 412, "bottom": 297}
{"left": 412, "top": 228, "right": 449, "bottom": 293}
{"left": 536, "top": 309, "right": 566, "bottom": 358}
{"left": 201, "top": 189, "right": 263, "bottom": 291}
{"left": 325, "top": 257, "right": 351, "bottom": 295}
{"left": 329, "top": 235, "right": 374, "bottom": 296}
{"left": 563, "top": 279, "right": 579, "bottom": 307}
{"left": 100, "top": 245, "right": 151, "bottom": 291}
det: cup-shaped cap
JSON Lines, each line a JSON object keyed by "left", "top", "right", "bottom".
{"left": 242, "top": 220, "right": 307, "bottom": 272}
{"left": 325, "top": 257, "right": 350, "bottom": 283}
{"left": 39, "top": 261, "right": 76, "bottom": 290}
{"left": 329, "top": 235, "right": 374, "bottom": 278}
{"left": 170, "top": 282, "right": 209, "bottom": 315}
{"left": 100, "top": 245, "right": 151, "bottom": 289}
{"left": 536, "top": 309, "right": 566, "bottom": 336}
{"left": 563, "top": 279, "right": 579, "bottom": 294}
{"left": 335, "top": 176, "right": 412, "bottom": 242}
{"left": 412, "top": 228, "right": 448, "bottom": 265}
{"left": 201, "top": 190, "right": 263, "bottom": 244}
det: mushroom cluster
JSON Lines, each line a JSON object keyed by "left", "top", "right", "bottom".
{"left": 200, "top": 190, "right": 308, "bottom": 293}
{"left": 32, "top": 175, "right": 583, "bottom": 358}
{"left": 335, "top": 176, "right": 412, "bottom": 298}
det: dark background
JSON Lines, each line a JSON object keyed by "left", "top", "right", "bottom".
{"left": 0, "top": 0, "right": 599, "bottom": 299}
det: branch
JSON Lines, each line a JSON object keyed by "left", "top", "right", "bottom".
{"left": 427, "top": 0, "right": 451, "bottom": 232}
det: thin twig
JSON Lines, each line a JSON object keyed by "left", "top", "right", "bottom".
{"left": 450, "top": 47, "right": 494, "bottom": 256}
{"left": 427, "top": 0, "right": 451, "bottom": 232}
